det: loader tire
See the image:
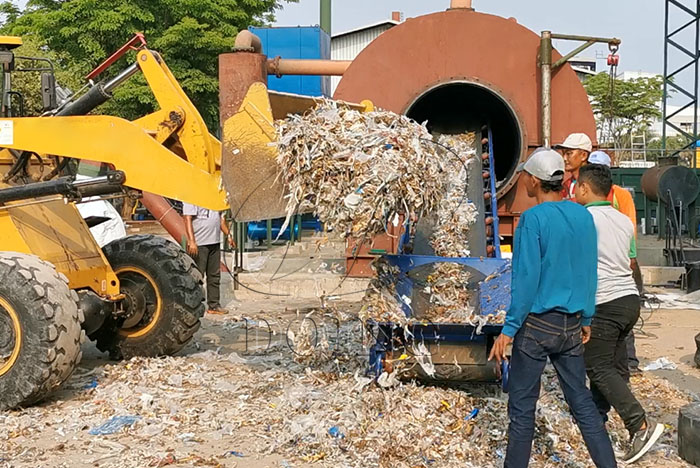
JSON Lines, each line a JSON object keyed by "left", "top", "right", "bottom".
{"left": 93, "top": 234, "right": 205, "bottom": 359}
{"left": 0, "top": 253, "right": 84, "bottom": 410}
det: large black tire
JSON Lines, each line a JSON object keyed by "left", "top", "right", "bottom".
{"left": 92, "top": 234, "right": 205, "bottom": 359}
{"left": 0, "top": 253, "right": 84, "bottom": 410}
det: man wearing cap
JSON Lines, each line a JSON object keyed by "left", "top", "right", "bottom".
{"left": 556, "top": 133, "right": 593, "bottom": 200}
{"left": 490, "top": 148, "right": 617, "bottom": 468}
{"left": 588, "top": 150, "right": 644, "bottom": 374}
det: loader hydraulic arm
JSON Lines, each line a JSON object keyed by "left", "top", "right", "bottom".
{"left": 0, "top": 49, "right": 227, "bottom": 210}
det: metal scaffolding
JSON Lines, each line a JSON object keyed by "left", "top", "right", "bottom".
{"left": 662, "top": 0, "right": 700, "bottom": 166}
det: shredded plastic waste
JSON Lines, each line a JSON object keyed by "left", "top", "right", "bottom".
{"left": 642, "top": 356, "right": 678, "bottom": 371}
{"left": 88, "top": 415, "right": 141, "bottom": 436}
{"left": 0, "top": 307, "right": 691, "bottom": 468}
{"left": 275, "top": 100, "right": 445, "bottom": 245}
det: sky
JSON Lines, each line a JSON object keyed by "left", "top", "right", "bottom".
{"left": 273, "top": 0, "right": 668, "bottom": 76}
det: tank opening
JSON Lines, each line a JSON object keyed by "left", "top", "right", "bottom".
{"left": 406, "top": 82, "right": 522, "bottom": 188}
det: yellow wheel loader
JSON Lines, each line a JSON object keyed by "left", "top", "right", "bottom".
{"left": 0, "top": 32, "right": 371, "bottom": 410}
{"left": 0, "top": 35, "right": 265, "bottom": 410}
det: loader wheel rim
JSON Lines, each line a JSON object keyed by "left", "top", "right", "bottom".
{"left": 0, "top": 296, "right": 22, "bottom": 378}
{"left": 115, "top": 266, "right": 162, "bottom": 338}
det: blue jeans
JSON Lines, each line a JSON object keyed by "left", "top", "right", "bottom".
{"left": 505, "top": 311, "right": 617, "bottom": 468}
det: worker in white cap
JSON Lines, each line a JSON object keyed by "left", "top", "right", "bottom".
{"left": 490, "top": 148, "right": 617, "bottom": 468}
{"left": 555, "top": 133, "right": 593, "bottom": 200}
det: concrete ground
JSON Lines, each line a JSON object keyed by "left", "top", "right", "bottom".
{"left": 2, "top": 223, "right": 700, "bottom": 468}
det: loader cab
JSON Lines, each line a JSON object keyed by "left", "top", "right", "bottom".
{"left": 0, "top": 36, "right": 58, "bottom": 117}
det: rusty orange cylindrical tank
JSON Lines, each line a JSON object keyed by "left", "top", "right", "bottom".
{"left": 333, "top": 9, "right": 597, "bottom": 238}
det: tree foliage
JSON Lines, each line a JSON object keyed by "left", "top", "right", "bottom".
{"left": 584, "top": 73, "right": 664, "bottom": 146}
{"left": 1, "top": 0, "right": 296, "bottom": 129}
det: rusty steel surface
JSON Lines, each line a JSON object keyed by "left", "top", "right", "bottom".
{"left": 219, "top": 52, "right": 267, "bottom": 125}
{"left": 140, "top": 192, "right": 187, "bottom": 245}
{"left": 267, "top": 58, "right": 351, "bottom": 77}
{"left": 642, "top": 165, "right": 700, "bottom": 205}
{"left": 334, "top": 9, "right": 597, "bottom": 222}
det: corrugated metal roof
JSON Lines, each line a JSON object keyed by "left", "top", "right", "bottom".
{"left": 332, "top": 20, "right": 399, "bottom": 39}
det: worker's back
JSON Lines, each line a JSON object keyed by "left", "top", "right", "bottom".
{"left": 510, "top": 200, "right": 597, "bottom": 320}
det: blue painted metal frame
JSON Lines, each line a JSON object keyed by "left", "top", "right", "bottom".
{"left": 366, "top": 126, "right": 511, "bottom": 386}
{"left": 487, "top": 127, "right": 502, "bottom": 257}
{"left": 383, "top": 254, "right": 511, "bottom": 318}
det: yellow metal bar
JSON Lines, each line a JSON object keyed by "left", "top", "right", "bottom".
{"left": 138, "top": 50, "right": 218, "bottom": 174}
{"left": 0, "top": 115, "right": 228, "bottom": 210}
{"left": 0, "top": 201, "right": 120, "bottom": 296}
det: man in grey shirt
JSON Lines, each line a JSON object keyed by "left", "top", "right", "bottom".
{"left": 183, "top": 203, "right": 234, "bottom": 314}
{"left": 575, "top": 164, "right": 663, "bottom": 463}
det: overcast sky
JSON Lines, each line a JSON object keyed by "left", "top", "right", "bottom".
{"left": 274, "top": 0, "right": 668, "bottom": 75}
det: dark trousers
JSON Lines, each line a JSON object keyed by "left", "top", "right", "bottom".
{"left": 626, "top": 331, "right": 640, "bottom": 370}
{"left": 505, "top": 311, "right": 616, "bottom": 468}
{"left": 191, "top": 243, "right": 221, "bottom": 309}
{"left": 585, "top": 295, "right": 646, "bottom": 436}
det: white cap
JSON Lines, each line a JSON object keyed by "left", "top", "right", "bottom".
{"left": 517, "top": 148, "right": 565, "bottom": 182}
{"left": 588, "top": 150, "right": 611, "bottom": 167}
{"left": 555, "top": 133, "right": 593, "bottom": 152}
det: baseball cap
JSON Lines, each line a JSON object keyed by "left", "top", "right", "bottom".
{"left": 517, "top": 148, "right": 565, "bottom": 182}
{"left": 588, "top": 150, "right": 611, "bottom": 167}
{"left": 555, "top": 133, "right": 593, "bottom": 152}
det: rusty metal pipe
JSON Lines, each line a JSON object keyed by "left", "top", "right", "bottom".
{"left": 450, "top": 0, "right": 473, "bottom": 9}
{"left": 267, "top": 59, "right": 351, "bottom": 76}
{"left": 234, "top": 30, "right": 263, "bottom": 54}
{"left": 140, "top": 192, "right": 188, "bottom": 247}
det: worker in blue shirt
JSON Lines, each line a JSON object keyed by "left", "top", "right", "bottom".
{"left": 489, "top": 148, "right": 617, "bottom": 468}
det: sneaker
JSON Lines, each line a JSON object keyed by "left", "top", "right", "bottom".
{"left": 623, "top": 420, "right": 664, "bottom": 463}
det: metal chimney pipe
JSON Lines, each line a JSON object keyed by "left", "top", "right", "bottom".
{"left": 450, "top": 0, "right": 473, "bottom": 9}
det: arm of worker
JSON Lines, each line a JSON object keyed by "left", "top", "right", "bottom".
{"left": 489, "top": 215, "right": 541, "bottom": 364}
{"left": 182, "top": 203, "right": 198, "bottom": 256}
{"left": 183, "top": 217, "right": 198, "bottom": 256}
{"left": 220, "top": 215, "right": 235, "bottom": 249}
{"left": 629, "top": 231, "right": 644, "bottom": 295}
{"left": 579, "top": 225, "right": 598, "bottom": 344}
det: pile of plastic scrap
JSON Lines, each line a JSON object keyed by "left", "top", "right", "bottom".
{"left": 360, "top": 258, "right": 408, "bottom": 325}
{"left": 0, "top": 308, "right": 691, "bottom": 468}
{"left": 430, "top": 133, "right": 480, "bottom": 258}
{"left": 359, "top": 131, "right": 506, "bottom": 326}
{"left": 275, "top": 100, "right": 445, "bottom": 244}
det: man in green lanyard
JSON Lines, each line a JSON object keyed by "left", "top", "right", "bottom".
{"left": 575, "top": 164, "right": 663, "bottom": 463}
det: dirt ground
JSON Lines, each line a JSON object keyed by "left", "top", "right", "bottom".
{"left": 1, "top": 294, "right": 699, "bottom": 468}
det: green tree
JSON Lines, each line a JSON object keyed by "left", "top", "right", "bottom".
{"left": 1, "top": 0, "right": 296, "bottom": 129}
{"left": 4, "top": 34, "right": 81, "bottom": 116}
{"left": 584, "top": 73, "right": 664, "bottom": 148}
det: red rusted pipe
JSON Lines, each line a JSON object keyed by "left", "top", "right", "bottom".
{"left": 267, "top": 58, "right": 351, "bottom": 76}
{"left": 234, "top": 30, "right": 263, "bottom": 54}
{"left": 141, "top": 192, "right": 188, "bottom": 246}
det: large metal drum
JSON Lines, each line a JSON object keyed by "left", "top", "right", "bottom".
{"left": 334, "top": 9, "right": 598, "bottom": 235}
{"left": 641, "top": 165, "right": 700, "bottom": 206}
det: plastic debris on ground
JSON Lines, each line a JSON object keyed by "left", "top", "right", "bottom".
{"left": 0, "top": 309, "right": 692, "bottom": 468}
{"left": 275, "top": 100, "right": 445, "bottom": 245}
{"left": 642, "top": 356, "right": 678, "bottom": 371}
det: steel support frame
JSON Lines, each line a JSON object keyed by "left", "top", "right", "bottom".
{"left": 662, "top": 0, "right": 700, "bottom": 167}
{"left": 539, "top": 32, "right": 621, "bottom": 147}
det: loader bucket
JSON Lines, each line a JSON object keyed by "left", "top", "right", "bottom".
{"left": 221, "top": 82, "right": 288, "bottom": 223}
{"left": 221, "top": 83, "right": 374, "bottom": 223}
